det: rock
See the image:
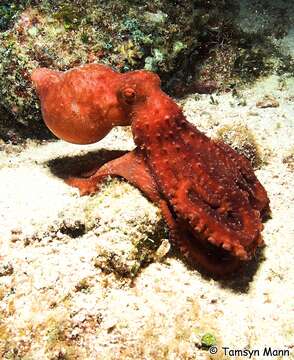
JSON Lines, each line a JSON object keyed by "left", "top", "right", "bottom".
{"left": 283, "top": 148, "right": 294, "bottom": 171}
{"left": 256, "top": 95, "right": 280, "bottom": 108}
{"left": 85, "top": 179, "right": 168, "bottom": 277}
{"left": 216, "top": 123, "right": 263, "bottom": 169}
{"left": 0, "top": 262, "right": 14, "bottom": 276}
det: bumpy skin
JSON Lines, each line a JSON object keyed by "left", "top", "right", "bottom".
{"left": 32, "top": 64, "right": 270, "bottom": 275}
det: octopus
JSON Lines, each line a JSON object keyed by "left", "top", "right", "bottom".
{"left": 31, "top": 64, "right": 270, "bottom": 276}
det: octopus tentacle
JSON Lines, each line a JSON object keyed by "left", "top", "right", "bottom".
{"left": 67, "top": 148, "right": 241, "bottom": 274}
{"left": 158, "top": 199, "right": 240, "bottom": 276}
{"left": 66, "top": 149, "right": 161, "bottom": 203}
{"left": 215, "top": 140, "right": 270, "bottom": 217}
{"left": 132, "top": 108, "right": 268, "bottom": 261}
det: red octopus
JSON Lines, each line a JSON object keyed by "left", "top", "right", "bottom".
{"left": 32, "top": 64, "right": 270, "bottom": 276}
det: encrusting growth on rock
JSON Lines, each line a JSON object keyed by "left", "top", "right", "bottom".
{"left": 32, "top": 64, "right": 270, "bottom": 276}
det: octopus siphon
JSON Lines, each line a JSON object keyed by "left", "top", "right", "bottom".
{"left": 32, "top": 64, "right": 270, "bottom": 276}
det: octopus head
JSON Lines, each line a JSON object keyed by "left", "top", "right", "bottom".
{"left": 32, "top": 65, "right": 161, "bottom": 144}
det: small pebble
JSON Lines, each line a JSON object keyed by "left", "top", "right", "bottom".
{"left": 155, "top": 239, "right": 171, "bottom": 259}
{"left": 102, "top": 318, "right": 118, "bottom": 331}
{"left": 10, "top": 234, "right": 20, "bottom": 242}
{"left": 0, "top": 262, "right": 14, "bottom": 276}
{"left": 256, "top": 95, "right": 279, "bottom": 108}
{"left": 11, "top": 227, "right": 22, "bottom": 234}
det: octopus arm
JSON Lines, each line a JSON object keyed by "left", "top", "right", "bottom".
{"left": 139, "top": 114, "right": 266, "bottom": 260}
{"left": 159, "top": 200, "right": 240, "bottom": 275}
{"left": 66, "top": 149, "right": 161, "bottom": 204}
{"left": 65, "top": 146, "right": 240, "bottom": 274}
{"left": 214, "top": 140, "right": 270, "bottom": 217}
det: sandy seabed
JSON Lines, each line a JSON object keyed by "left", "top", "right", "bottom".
{"left": 0, "top": 75, "right": 293, "bottom": 359}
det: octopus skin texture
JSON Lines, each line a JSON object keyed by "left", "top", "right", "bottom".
{"left": 32, "top": 64, "right": 270, "bottom": 276}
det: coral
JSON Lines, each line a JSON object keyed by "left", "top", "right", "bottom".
{"left": 0, "top": 0, "right": 233, "bottom": 137}
{"left": 32, "top": 63, "right": 270, "bottom": 276}
{"left": 0, "top": 3, "right": 23, "bottom": 31}
{"left": 216, "top": 123, "right": 263, "bottom": 169}
{"left": 5, "top": 0, "right": 290, "bottom": 138}
{"left": 233, "top": 41, "right": 273, "bottom": 81}
{"left": 256, "top": 95, "right": 279, "bottom": 108}
{"left": 193, "top": 14, "right": 294, "bottom": 92}
{"left": 1, "top": 0, "right": 293, "bottom": 139}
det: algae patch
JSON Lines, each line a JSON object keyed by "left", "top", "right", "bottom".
{"left": 216, "top": 123, "right": 264, "bottom": 169}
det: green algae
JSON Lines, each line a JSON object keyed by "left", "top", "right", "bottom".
{"left": 201, "top": 332, "right": 217, "bottom": 348}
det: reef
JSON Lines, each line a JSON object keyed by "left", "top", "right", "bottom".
{"left": 32, "top": 64, "right": 270, "bottom": 276}
{"left": 0, "top": 0, "right": 232, "bottom": 137}
{"left": 1, "top": 0, "right": 293, "bottom": 141}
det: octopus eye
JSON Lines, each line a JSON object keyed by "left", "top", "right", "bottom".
{"left": 121, "top": 87, "right": 136, "bottom": 104}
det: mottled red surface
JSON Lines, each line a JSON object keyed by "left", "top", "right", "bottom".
{"left": 32, "top": 64, "right": 270, "bottom": 275}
